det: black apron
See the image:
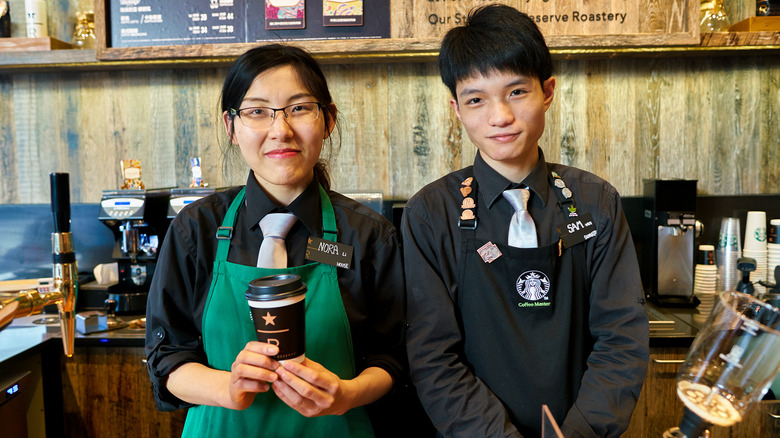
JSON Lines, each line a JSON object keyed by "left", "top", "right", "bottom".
{"left": 457, "top": 167, "right": 593, "bottom": 436}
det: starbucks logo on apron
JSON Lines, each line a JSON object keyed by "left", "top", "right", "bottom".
{"left": 516, "top": 270, "right": 551, "bottom": 301}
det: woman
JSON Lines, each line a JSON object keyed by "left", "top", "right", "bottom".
{"left": 145, "top": 44, "right": 407, "bottom": 437}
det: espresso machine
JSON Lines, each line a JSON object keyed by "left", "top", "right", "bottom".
{"left": 640, "top": 179, "right": 700, "bottom": 307}
{"left": 167, "top": 187, "right": 214, "bottom": 218}
{"left": 80, "top": 189, "right": 170, "bottom": 313}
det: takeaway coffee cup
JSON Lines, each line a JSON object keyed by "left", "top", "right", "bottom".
{"left": 245, "top": 274, "right": 306, "bottom": 363}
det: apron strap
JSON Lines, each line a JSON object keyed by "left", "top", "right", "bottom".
{"left": 215, "top": 187, "right": 246, "bottom": 262}
{"left": 547, "top": 164, "right": 579, "bottom": 217}
{"left": 318, "top": 185, "right": 338, "bottom": 242}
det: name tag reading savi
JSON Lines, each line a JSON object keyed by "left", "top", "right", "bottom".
{"left": 305, "top": 236, "right": 353, "bottom": 269}
{"left": 556, "top": 212, "right": 597, "bottom": 248}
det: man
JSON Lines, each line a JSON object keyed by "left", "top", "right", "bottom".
{"left": 401, "top": 5, "right": 649, "bottom": 437}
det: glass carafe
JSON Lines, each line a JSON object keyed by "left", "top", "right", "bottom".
{"left": 664, "top": 291, "right": 780, "bottom": 437}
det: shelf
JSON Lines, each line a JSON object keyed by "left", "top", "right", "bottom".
{"left": 0, "top": 37, "right": 73, "bottom": 52}
{"left": 1, "top": 32, "right": 779, "bottom": 73}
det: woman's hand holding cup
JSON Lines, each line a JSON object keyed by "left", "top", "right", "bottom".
{"left": 227, "top": 341, "right": 282, "bottom": 410}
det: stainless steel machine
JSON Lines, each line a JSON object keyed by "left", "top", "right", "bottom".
{"left": 641, "top": 179, "right": 700, "bottom": 307}
{"left": 80, "top": 189, "right": 170, "bottom": 314}
{"left": 167, "top": 187, "right": 214, "bottom": 218}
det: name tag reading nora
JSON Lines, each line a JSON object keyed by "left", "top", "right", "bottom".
{"left": 305, "top": 236, "right": 353, "bottom": 269}
{"left": 556, "top": 212, "right": 597, "bottom": 248}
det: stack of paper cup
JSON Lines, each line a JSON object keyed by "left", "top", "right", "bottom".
{"left": 743, "top": 211, "right": 767, "bottom": 294}
{"left": 694, "top": 244, "right": 718, "bottom": 294}
{"left": 768, "top": 219, "right": 780, "bottom": 285}
{"left": 716, "top": 217, "right": 741, "bottom": 291}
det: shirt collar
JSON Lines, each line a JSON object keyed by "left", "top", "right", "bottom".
{"left": 473, "top": 147, "right": 551, "bottom": 209}
{"left": 243, "top": 173, "right": 322, "bottom": 236}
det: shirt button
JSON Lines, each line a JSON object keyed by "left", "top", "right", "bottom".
{"left": 156, "top": 330, "right": 164, "bottom": 340}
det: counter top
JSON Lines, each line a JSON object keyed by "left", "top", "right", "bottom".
{"left": 647, "top": 293, "right": 718, "bottom": 348}
{"left": 0, "top": 314, "right": 145, "bottom": 363}
{"left": 1, "top": 295, "right": 718, "bottom": 364}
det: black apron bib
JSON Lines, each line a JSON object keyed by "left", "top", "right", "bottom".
{"left": 457, "top": 168, "right": 593, "bottom": 436}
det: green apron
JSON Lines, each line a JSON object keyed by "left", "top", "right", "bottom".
{"left": 182, "top": 186, "right": 374, "bottom": 437}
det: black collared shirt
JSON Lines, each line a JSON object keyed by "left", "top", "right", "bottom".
{"left": 145, "top": 174, "right": 406, "bottom": 414}
{"left": 402, "top": 149, "right": 649, "bottom": 437}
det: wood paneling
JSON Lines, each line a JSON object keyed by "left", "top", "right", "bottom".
{"left": 60, "top": 346, "right": 186, "bottom": 438}
{"left": 0, "top": 54, "right": 778, "bottom": 205}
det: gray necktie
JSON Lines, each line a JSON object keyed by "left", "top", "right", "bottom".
{"left": 502, "top": 188, "right": 538, "bottom": 248}
{"left": 257, "top": 213, "right": 298, "bottom": 268}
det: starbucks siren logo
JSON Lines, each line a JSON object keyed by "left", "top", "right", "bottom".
{"left": 754, "top": 227, "right": 767, "bottom": 242}
{"left": 516, "top": 270, "right": 551, "bottom": 301}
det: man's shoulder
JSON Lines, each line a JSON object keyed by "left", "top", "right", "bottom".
{"left": 548, "top": 162, "right": 619, "bottom": 198}
{"left": 407, "top": 167, "right": 474, "bottom": 204}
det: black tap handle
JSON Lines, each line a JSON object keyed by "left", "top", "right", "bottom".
{"left": 50, "top": 173, "right": 71, "bottom": 233}
{"left": 105, "top": 298, "right": 117, "bottom": 317}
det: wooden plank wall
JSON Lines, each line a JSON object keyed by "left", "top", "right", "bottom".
{"left": 0, "top": 54, "right": 778, "bottom": 205}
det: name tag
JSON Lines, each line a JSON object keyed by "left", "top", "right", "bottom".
{"left": 556, "top": 212, "right": 597, "bottom": 248}
{"left": 305, "top": 236, "right": 353, "bottom": 269}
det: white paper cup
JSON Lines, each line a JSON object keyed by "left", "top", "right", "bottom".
{"left": 245, "top": 274, "right": 306, "bottom": 363}
{"left": 744, "top": 211, "right": 767, "bottom": 252}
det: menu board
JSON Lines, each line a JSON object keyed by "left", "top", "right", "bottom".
{"left": 109, "top": 0, "right": 389, "bottom": 48}
{"left": 110, "top": 0, "right": 245, "bottom": 47}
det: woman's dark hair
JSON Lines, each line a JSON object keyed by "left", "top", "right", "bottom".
{"left": 220, "top": 44, "right": 338, "bottom": 189}
{"left": 438, "top": 5, "right": 553, "bottom": 100}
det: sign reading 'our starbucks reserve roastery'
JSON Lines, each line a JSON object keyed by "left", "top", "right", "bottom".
{"left": 394, "top": 0, "right": 699, "bottom": 45}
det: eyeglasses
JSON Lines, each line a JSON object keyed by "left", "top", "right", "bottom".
{"left": 230, "top": 102, "right": 322, "bottom": 129}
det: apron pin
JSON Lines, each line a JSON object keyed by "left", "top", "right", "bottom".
{"left": 477, "top": 241, "right": 502, "bottom": 263}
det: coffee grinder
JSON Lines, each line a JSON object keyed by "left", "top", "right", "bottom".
{"left": 81, "top": 189, "right": 170, "bottom": 313}
{"left": 640, "top": 179, "right": 700, "bottom": 307}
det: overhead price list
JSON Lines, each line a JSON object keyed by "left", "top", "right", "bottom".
{"left": 110, "top": 0, "right": 389, "bottom": 48}
{"left": 111, "top": 0, "right": 245, "bottom": 47}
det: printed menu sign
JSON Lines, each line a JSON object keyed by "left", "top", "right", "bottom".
{"left": 110, "top": 0, "right": 244, "bottom": 47}
{"left": 324, "top": 0, "right": 363, "bottom": 26}
{"left": 265, "top": 0, "right": 306, "bottom": 30}
{"left": 109, "top": 0, "right": 388, "bottom": 48}
{"left": 245, "top": 0, "right": 386, "bottom": 42}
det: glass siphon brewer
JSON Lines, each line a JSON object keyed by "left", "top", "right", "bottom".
{"left": 663, "top": 291, "right": 780, "bottom": 438}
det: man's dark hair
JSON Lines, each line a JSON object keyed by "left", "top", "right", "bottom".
{"left": 438, "top": 4, "right": 553, "bottom": 99}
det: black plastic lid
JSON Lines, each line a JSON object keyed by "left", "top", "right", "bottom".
{"left": 246, "top": 274, "right": 306, "bottom": 301}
